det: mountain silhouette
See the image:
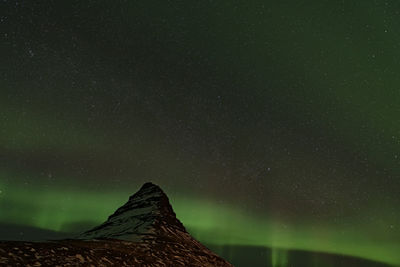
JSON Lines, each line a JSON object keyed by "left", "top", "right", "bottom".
{"left": 0, "top": 182, "right": 233, "bottom": 266}
{"left": 79, "top": 182, "right": 187, "bottom": 241}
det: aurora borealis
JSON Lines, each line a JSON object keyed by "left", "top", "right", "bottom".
{"left": 1, "top": 0, "right": 400, "bottom": 266}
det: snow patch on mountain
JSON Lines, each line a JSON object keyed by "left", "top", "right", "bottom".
{"left": 78, "top": 182, "right": 186, "bottom": 242}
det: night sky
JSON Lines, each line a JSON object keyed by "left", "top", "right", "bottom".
{"left": 1, "top": 0, "right": 400, "bottom": 265}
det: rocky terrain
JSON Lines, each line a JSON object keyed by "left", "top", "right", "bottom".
{"left": 0, "top": 182, "right": 233, "bottom": 266}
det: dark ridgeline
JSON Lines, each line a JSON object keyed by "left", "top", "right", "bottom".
{"left": 207, "top": 244, "right": 394, "bottom": 267}
{"left": 78, "top": 182, "right": 187, "bottom": 241}
{"left": 0, "top": 183, "right": 233, "bottom": 266}
{"left": 0, "top": 183, "right": 392, "bottom": 266}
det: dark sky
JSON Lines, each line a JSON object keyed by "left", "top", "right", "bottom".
{"left": 1, "top": 0, "right": 400, "bottom": 265}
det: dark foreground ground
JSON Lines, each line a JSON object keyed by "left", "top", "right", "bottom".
{"left": 0, "top": 224, "right": 395, "bottom": 267}
{"left": 0, "top": 240, "right": 395, "bottom": 267}
{"left": 0, "top": 239, "right": 232, "bottom": 267}
{"left": 208, "top": 244, "right": 395, "bottom": 267}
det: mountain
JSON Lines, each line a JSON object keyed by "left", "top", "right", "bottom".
{"left": 0, "top": 182, "right": 233, "bottom": 266}
{"left": 78, "top": 182, "right": 187, "bottom": 242}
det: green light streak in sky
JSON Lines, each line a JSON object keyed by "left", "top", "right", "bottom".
{"left": 271, "top": 248, "right": 288, "bottom": 267}
{"left": 2, "top": 1, "right": 400, "bottom": 266}
{"left": 1, "top": 177, "right": 399, "bottom": 266}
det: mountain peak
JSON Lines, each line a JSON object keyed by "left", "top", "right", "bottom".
{"left": 139, "top": 182, "right": 161, "bottom": 190}
{"left": 79, "top": 182, "right": 186, "bottom": 241}
{"left": 126, "top": 182, "right": 164, "bottom": 202}
{"left": 0, "top": 183, "right": 232, "bottom": 267}
{"left": 5, "top": 182, "right": 233, "bottom": 266}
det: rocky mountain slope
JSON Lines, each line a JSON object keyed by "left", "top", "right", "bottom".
{"left": 78, "top": 182, "right": 187, "bottom": 242}
{"left": 0, "top": 182, "right": 233, "bottom": 266}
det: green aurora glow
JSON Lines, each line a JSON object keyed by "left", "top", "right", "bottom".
{"left": 1, "top": 1, "right": 400, "bottom": 266}
{"left": 1, "top": 178, "right": 399, "bottom": 265}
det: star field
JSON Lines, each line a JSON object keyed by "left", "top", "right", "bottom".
{"left": 1, "top": 0, "right": 400, "bottom": 265}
